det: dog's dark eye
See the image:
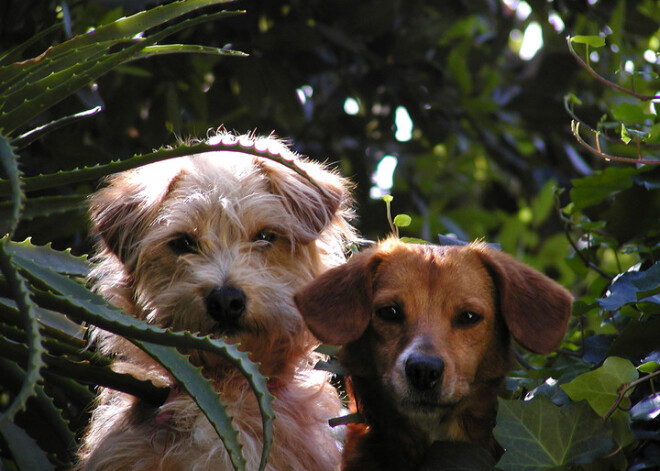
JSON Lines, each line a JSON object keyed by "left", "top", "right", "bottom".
{"left": 375, "top": 305, "right": 404, "bottom": 323}
{"left": 253, "top": 230, "right": 277, "bottom": 245}
{"left": 168, "top": 233, "right": 199, "bottom": 255}
{"left": 454, "top": 311, "right": 483, "bottom": 327}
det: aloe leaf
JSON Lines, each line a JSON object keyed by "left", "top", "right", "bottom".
{"left": 0, "top": 298, "right": 86, "bottom": 344}
{"left": 0, "top": 333, "right": 166, "bottom": 406}
{"left": 0, "top": 239, "right": 46, "bottom": 423}
{"left": 0, "top": 0, "right": 238, "bottom": 86}
{"left": 0, "top": 194, "right": 87, "bottom": 223}
{"left": 0, "top": 358, "right": 76, "bottom": 455}
{"left": 0, "top": 420, "right": 55, "bottom": 471}
{"left": 0, "top": 8, "right": 244, "bottom": 135}
{"left": 4, "top": 238, "right": 90, "bottom": 277}
{"left": 134, "top": 44, "right": 248, "bottom": 60}
{"left": 0, "top": 42, "right": 114, "bottom": 97}
{"left": 136, "top": 341, "right": 247, "bottom": 471}
{"left": 0, "top": 23, "right": 61, "bottom": 66}
{"left": 10, "top": 251, "right": 274, "bottom": 469}
{"left": 0, "top": 138, "right": 330, "bottom": 197}
{"left": 11, "top": 106, "right": 102, "bottom": 149}
{"left": 0, "top": 135, "right": 22, "bottom": 236}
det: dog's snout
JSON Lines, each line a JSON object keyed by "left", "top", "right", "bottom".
{"left": 405, "top": 354, "right": 444, "bottom": 392}
{"left": 206, "top": 286, "right": 246, "bottom": 324}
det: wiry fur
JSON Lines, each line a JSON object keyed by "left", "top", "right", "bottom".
{"left": 77, "top": 132, "right": 355, "bottom": 471}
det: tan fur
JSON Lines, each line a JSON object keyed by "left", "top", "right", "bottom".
{"left": 295, "top": 238, "right": 573, "bottom": 471}
{"left": 77, "top": 132, "right": 355, "bottom": 471}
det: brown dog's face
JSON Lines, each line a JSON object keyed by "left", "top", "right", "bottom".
{"left": 295, "top": 238, "right": 572, "bottom": 433}
{"left": 368, "top": 246, "right": 502, "bottom": 422}
{"left": 89, "top": 135, "right": 354, "bottom": 375}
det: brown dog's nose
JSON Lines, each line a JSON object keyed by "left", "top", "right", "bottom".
{"left": 405, "top": 354, "right": 444, "bottom": 391}
{"left": 206, "top": 286, "right": 246, "bottom": 326}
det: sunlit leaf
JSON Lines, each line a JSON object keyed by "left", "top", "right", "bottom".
{"left": 570, "top": 35, "right": 606, "bottom": 48}
{"left": 562, "top": 357, "right": 638, "bottom": 413}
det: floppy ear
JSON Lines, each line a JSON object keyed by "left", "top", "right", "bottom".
{"left": 89, "top": 165, "right": 180, "bottom": 267}
{"left": 259, "top": 157, "right": 352, "bottom": 244}
{"left": 474, "top": 245, "right": 573, "bottom": 354}
{"left": 294, "top": 250, "right": 381, "bottom": 345}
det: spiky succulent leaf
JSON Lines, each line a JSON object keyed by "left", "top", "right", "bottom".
{"left": 0, "top": 239, "right": 46, "bottom": 423}
{"left": 0, "top": 138, "right": 330, "bottom": 197}
{"left": 136, "top": 341, "right": 248, "bottom": 471}
{"left": 9, "top": 249, "right": 274, "bottom": 469}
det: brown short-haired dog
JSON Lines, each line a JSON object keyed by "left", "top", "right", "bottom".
{"left": 76, "top": 132, "right": 355, "bottom": 471}
{"left": 295, "top": 238, "right": 572, "bottom": 471}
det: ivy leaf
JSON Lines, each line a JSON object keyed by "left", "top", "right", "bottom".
{"left": 569, "top": 167, "right": 638, "bottom": 212}
{"left": 611, "top": 102, "right": 651, "bottom": 123}
{"left": 494, "top": 397, "right": 615, "bottom": 471}
{"left": 561, "top": 357, "right": 638, "bottom": 417}
{"left": 599, "top": 262, "right": 660, "bottom": 311}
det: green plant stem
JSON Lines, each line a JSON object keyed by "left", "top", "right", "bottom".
{"left": 567, "top": 36, "right": 660, "bottom": 102}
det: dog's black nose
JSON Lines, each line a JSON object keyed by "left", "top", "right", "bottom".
{"left": 206, "top": 286, "right": 246, "bottom": 325}
{"left": 405, "top": 354, "right": 444, "bottom": 391}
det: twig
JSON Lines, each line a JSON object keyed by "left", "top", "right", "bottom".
{"left": 563, "top": 223, "right": 613, "bottom": 280}
{"left": 571, "top": 121, "right": 660, "bottom": 165}
{"left": 567, "top": 37, "right": 660, "bottom": 102}
{"left": 603, "top": 369, "right": 660, "bottom": 421}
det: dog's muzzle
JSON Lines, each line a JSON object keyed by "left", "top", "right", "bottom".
{"left": 206, "top": 286, "right": 246, "bottom": 330}
{"left": 405, "top": 353, "right": 444, "bottom": 392}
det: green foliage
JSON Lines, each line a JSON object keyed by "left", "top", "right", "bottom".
{"left": 1, "top": 0, "right": 659, "bottom": 470}
{"left": 0, "top": 3, "right": 276, "bottom": 470}
{"left": 495, "top": 397, "right": 616, "bottom": 471}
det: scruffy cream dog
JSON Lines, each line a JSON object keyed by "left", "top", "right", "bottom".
{"left": 76, "top": 132, "right": 355, "bottom": 471}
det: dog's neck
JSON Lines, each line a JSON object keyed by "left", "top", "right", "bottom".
{"left": 345, "top": 375, "right": 503, "bottom": 471}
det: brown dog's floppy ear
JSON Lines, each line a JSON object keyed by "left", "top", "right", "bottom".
{"left": 474, "top": 245, "right": 573, "bottom": 354}
{"left": 294, "top": 250, "right": 381, "bottom": 345}
{"left": 259, "top": 154, "right": 352, "bottom": 244}
{"left": 89, "top": 164, "right": 181, "bottom": 266}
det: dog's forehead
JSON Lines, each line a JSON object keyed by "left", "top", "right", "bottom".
{"left": 374, "top": 243, "right": 493, "bottom": 294}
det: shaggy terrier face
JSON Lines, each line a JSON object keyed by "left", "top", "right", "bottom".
{"left": 89, "top": 138, "right": 353, "bottom": 376}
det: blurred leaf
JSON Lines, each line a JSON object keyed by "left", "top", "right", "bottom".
{"left": 569, "top": 167, "right": 638, "bottom": 212}
{"left": 611, "top": 103, "right": 651, "bottom": 123}
{"left": 393, "top": 214, "right": 412, "bottom": 228}
{"left": 629, "top": 392, "right": 660, "bottom": 421}
{"left": 495, "top": 397, "right": 615, "bottom": 470}
{"left": 637, "top": 361, "right": 659, "bottom": 373}
{"left": 570, "top": 35, "right": 607, "bottom": 48}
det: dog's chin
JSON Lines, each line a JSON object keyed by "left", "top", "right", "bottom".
{"left": 399, "top": 397, "right": 457, "bottom": 417}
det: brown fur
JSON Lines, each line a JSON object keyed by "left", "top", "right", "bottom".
{"left": 77, "top": 132, "right": 355, "bottom": 471}
{"left": 294, "top": 238, "right": 573, "bottom": 471}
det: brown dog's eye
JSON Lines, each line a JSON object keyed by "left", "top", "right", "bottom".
{"left": 454, "top": 311, "right": 483, "bottom": 327}
{"left": 375, "top": 305, "right": 403, "bottom": 323}
{"left": 168, "top": 233, "right": 199, "bottom": 255}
